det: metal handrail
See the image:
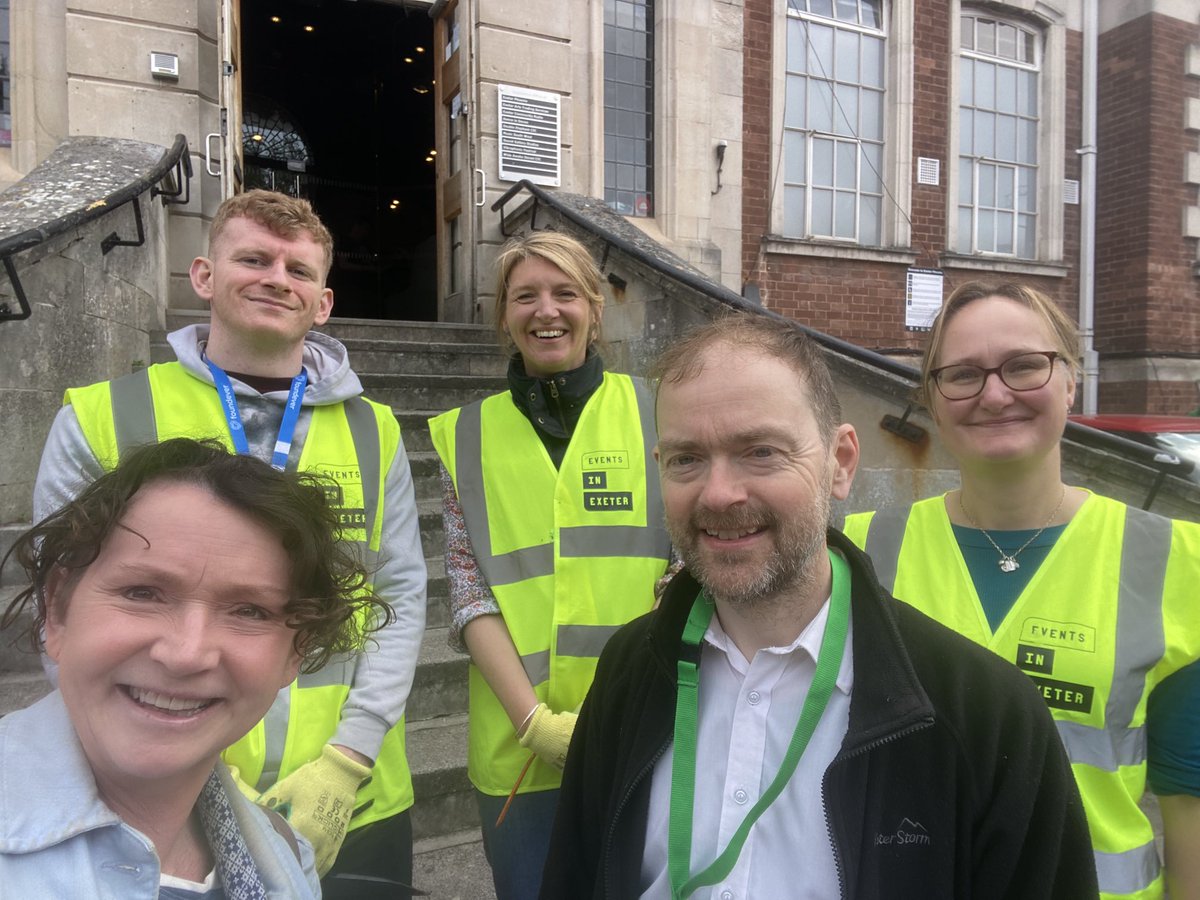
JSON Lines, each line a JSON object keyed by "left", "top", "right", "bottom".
{"left": 492, "top": 179, "right": 1193, "bottom": 509}
{"left": 0, "top": 134, "right": 192, "bottom": 323}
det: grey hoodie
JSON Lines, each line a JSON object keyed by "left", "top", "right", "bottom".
{"left": 33, "top": 323, "right": 427, "bottom": 766}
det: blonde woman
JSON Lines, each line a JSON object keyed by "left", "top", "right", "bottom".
{"left": 429, "top": 231, "right": 671, "bottom": 898}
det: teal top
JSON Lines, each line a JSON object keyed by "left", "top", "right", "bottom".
{"left": 949, "top": 523, "right": 1067, "bottom": 632}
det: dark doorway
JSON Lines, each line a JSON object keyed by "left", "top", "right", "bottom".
{"left": 240, "top": 0, "right": 437, "bottom": 320}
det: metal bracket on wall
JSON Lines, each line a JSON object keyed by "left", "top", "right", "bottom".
{"left": 880, "top": 403, "right": 928, "bottom": 444}
{"left": 0, "top": 256, "right": 32, "bottom": 322}
{"left": 100, "top": 197, "right": 146, "bottom": 256}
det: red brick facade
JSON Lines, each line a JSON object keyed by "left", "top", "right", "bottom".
{"left": 740, "top": 1, "right": 1198, "bottom": 412}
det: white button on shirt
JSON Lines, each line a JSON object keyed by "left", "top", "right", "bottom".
{"left": 639, "top": 594, "right": 854, "bottom": 900}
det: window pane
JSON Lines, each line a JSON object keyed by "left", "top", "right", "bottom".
{"left": 974, "top": 111, "right": 994, "bottom": 154}
{"left": 957, "top": 206, "right": 974, "bottom": 252}
{"left": 996, "top": 166, "right": 1014, "bottom": 208}
{"left": 1017, "top": 118, "right": 1037, "bottom": 164}
{"left": 979, "top": 165, "right": 995, "bottom": 207}
{"left": 996, "top": 65, "right": 1017, "bottom": 114}
{"left": 861, "top": 144, "right": 882, "bottom": 192}
{"left": 835, "top": 0, "right": 858, "bottom": 23}
{"left": 960, "top": 109, "right": 974, "bottom": 154}
{"left": 810, "top": 79, "right": 834, "bottom": 132}
{"left": 786, "top": 74, "right": 807, "bottom": 128}
{"left": 995, "top": 114, "right": 1017, "bottom": 161}
{"left": 1019, "top": 167, "right": 1037, "bottom": 212}
{"left": 861, "top": 0, "right": 881, "bottom": 30}
{"left": 1019, "top": 69, "right": 1038, "bottom": 116}
{"left": 834, "top": 83, "right": 858, "bottom": 135}
{"left": 788, "top": 18, "right": 807, "bottom": 74}
{"left": 812, "top": 137, "right": 834, "bottom": 186}
{"left": 976, "top": 61, "right": 995, "bottom": 109}
{"left": 961, "top": 15, "right": 974, "bottom": 50}
{"left": 860, "top": 195, "right": 881, "bottom": 245}
{"left": 836, "top": 141, "right": 857, "bottom": 188}
{"left": 977, "top": 19, "right": 995, "bottom": 55}
{"left": 810, "top": 0, "right": 834, "bottom": 19}
{"left": 835, "top": 29, "right": 859, "bottom": 82}
{"left": 978, "top": 209, "right": 995, "bottom": 251}
{"left": 809, "top": 23, "right": 834, "bottom": 76}
{"left": 785, "top": 130, "right": 807, "bottom": 184}
{"left": 835, "top": 190, "right": 856, "bottom": 238}
{"left": 960, "top": 58, "right": 974, "bottom": 106}
{"left": 812, "top": 188, "right": 834, "bottom": 235}
{"left": 862, "top": 36, "right": 884, "bottom": 88}
{"left": 959, "top": 158, "right": 973, "bottom": 203}
{"left": 997, "top": 23, "right": 1017, "bottom": 60}
{"left": 1018, "top": 213, "right": 1035, "bottom": 257}
{"left": 996, "top": 211, "right": 1014, "bottom": 253}
{"left": 784, "top": 185, "right": 807, "bottom": 236}
{"left": 861, "top": 89, "right": 883, "bottom": 141}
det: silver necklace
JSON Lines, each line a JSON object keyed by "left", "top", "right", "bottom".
{"left": 959, "top": 486, "right": 1067, "bottom": 573}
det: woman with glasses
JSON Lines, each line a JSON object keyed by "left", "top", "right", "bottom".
{"left": 843, "top": 282, "right": 1200, "bottom": 900}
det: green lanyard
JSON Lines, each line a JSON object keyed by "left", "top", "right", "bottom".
{"left": 667, "top": 549, "right": 851, "bottom": 900}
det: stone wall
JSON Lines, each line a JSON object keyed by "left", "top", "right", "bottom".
{"left": 0, "top": 137, "right": 172, "bottom": 549}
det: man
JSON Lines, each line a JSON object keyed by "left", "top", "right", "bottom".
{"left": 34, "top": 190, "right": 426, "bottom": 897}
{"left": 541, "top": 313, "right": 1097, "bottom": 899}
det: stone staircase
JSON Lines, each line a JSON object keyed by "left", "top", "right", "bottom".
{"left": 0, "top": 311, "right": 510, "bottom": 896}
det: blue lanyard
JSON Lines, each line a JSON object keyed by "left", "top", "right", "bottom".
{"left": 203, "top": 357, "right": 308, "bottom": 471}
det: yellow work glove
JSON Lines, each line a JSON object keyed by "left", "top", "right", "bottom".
{"left": 258, "top": 744, "right": 371, "bottom": 876}
{"left": 517, "top": 703, "right": 578, "bottom": 770}
{"left": 225, "top": 765, "right": 262, "bottom": 803}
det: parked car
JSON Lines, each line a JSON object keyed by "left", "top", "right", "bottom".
{"left": 1069, "top": 414, "right": 1200, "bottom": 483}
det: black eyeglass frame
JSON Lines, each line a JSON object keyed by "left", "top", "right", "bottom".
{"left": 928, "top": 351, "right": 1061, "bottom": 401}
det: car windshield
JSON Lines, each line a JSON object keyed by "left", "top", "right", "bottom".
{"left": 1152, "top": 431, "right": 1200, "bottom": 471}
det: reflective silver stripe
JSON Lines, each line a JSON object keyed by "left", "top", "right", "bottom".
{"left": 557, "top": 623, "right": 622, "bottom": 658}
{"left": 454, "top": 400, "right": 555, "bottom": 586}
{"left": 1054, "top": 719, "right": 1145, "bottom": 770}
{"left": 1094, "top": 839, "right": 1160, "bottom": 896}
{"left": 344, "top": 397, "right": 382, "bottom": 556}
{"left": 560, "top": 524, "right": 670, "bottom": 558}
{"left": 296, "top": 653, "right": 357, "bottom": 689}
{"left": 110, "top": 367, "right": 157, "bottom": 456}
{"left": 861, "top": 506, "right": 911, "bottom": 593}
{"left": 521, "top": 650, "right": 551, "bottom": 686}
{"left": 255, "top": 685, "right": 292, "bottom": 791}
{"left": 1107, "top": 508, "right": 1170, "bottom": 730}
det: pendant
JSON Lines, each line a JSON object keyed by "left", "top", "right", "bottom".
{"left": 999, "top": 556, "right": 1019, "bottom": 573}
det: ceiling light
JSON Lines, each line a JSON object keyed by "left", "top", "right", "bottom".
{"left": 416, "top": 46, "right": 426, "bottom": 53}
{"left": 413, "top": 86, "right": 430, "bottom": 95}
{"left": 270, "top": 16, "right": 281, "bottom": 24}
{"left": 251, "top": 133, "right": 264, "bottom": 142}
{"left": 429, "top": 149, "right": 437, "bottom": 156}
{"left": 304, "top": 24, "right": 315, "bottom": 32}
{"left": 425, "top": 156, "right": 434, "bottom": 162}
{"left": 404, "top": 57, "right": 413, "bottom": 63}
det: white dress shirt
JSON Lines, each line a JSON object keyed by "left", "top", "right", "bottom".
{"left": 639, "top": 593, "right": 855, "bottom": 900}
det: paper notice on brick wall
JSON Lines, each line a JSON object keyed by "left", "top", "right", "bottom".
{"left": 906, "top": 268, "right": 944, "bottom": 331}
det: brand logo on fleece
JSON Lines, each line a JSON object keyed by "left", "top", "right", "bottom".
{"left": 873, "top": 818, "right": 931, "bottom": 848}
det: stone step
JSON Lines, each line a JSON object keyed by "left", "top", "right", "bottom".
{"left": 397, "top": 411, "right": 438, "bottom": 453}
{"left": 340, "top": 340, "right": 506, "bottom": 377}
{"left": 408, "top": 626, "right": 468, "bottom": 723}
{"left": 407, "top": 713, "right": 477, "bottom": 842}
{"left": 359, "top": 373, "right": 508, "bottom": 411}
{"left": 162, "top": 310, "right": 498, "bottom": 347}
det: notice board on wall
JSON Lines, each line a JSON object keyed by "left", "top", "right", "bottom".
{"left": 498, "top": 85, "right": 561, "bottom": 187}
{"left": 905, "top": 267, "right": 944, "bottom": 332}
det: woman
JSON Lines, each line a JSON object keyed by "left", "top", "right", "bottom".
{"left": 843, "top": 282, "right": 1200, "bottom": 900}
{"left": 0, "top": 438, "right": 392, "bottom": 899}
{"left": 429, "top": 231, "right": 671, "bottom": 899}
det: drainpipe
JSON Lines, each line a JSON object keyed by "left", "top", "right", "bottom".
{"left": 1078, "top": 0, "right": 1099, "bottom": 413}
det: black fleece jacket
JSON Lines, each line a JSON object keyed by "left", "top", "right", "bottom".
{"left": 541, "top": 530, "right": 1098, "bottom": 900}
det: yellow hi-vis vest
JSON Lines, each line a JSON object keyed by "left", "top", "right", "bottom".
{"left": 844, "top": 493, "right": 1200, "bottom": 900}
{"left": 64, "top": 362, "right": 413, "bottom": 828}
{"left": 429, "top": 373, "right": 671, "bottom": 796}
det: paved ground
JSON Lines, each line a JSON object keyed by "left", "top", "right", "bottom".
{"left": 412, "top": 831, "right": 495, "bottom": 899}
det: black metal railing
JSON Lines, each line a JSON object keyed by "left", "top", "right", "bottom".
{"left": 0, "top": 133, "right": 192, "bottom": 323}
{"left": 493, "top": 179, "right": 1193, "bottom": 511}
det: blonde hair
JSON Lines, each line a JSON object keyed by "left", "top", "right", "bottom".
{"left": 493, "top": 231, "right": 604, "bottom": 346}
{"left": 918, "top": 281, "right": 1081, "bottom": 406}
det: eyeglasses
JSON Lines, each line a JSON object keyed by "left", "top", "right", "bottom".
{"left": 929, "top": 351, "right": 1060, "bottom": 401}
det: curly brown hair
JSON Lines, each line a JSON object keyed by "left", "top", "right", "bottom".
{"left": 209, "top": 189, "right": 335, "bottom": 277}
{"left": 1, "top": 439, "right": 393, "bottom": 674}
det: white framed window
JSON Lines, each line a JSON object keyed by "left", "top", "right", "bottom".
{"left": 782, "top": 0, "right": 886, "bottom": 244}
{"left": 956, "top": 12, "right": 1040, "bottom": 258}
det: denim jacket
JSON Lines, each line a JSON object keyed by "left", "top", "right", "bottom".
{"left": 0, "top": 692, "right": 319, "bottom": 899}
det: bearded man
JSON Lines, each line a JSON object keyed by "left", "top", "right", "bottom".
{"left": 539, "top": 312, "right": 1098, "bottom": 900}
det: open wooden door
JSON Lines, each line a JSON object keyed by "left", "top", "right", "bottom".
{"left": 207, "top": 0, "right": 244, "bottom": 198}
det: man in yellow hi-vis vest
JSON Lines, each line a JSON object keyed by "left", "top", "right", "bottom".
{"left": 33, "top": 190, "right": 426, "bottom": 898}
